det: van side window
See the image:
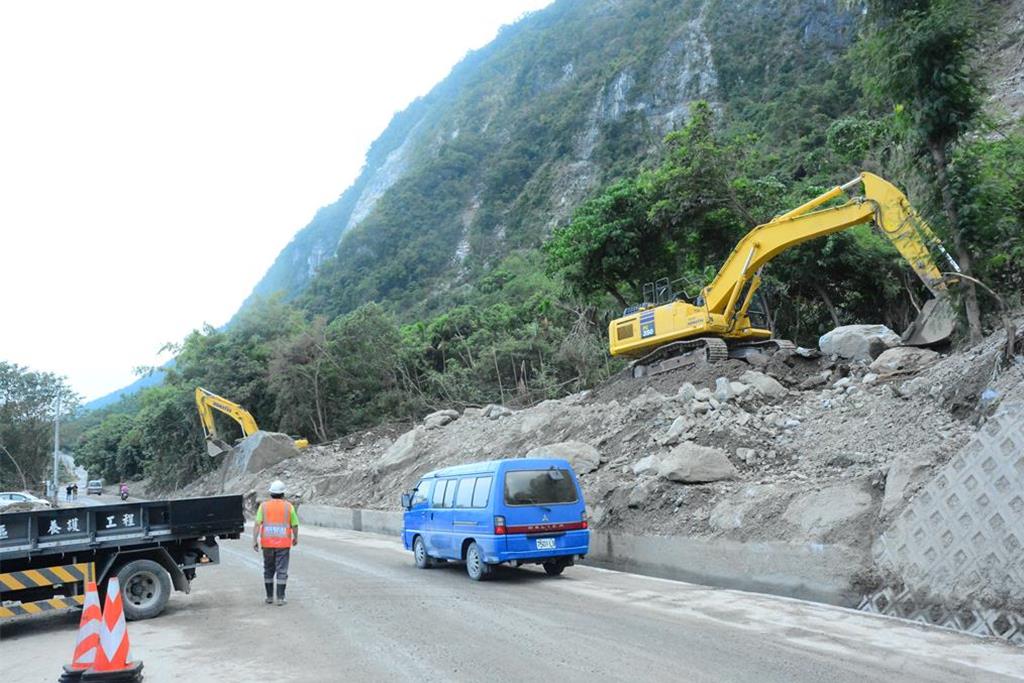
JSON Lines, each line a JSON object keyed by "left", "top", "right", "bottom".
{"left": 454, "top": 478, "right": 474, "bottom": 508}
{"left": 471, "top": 476, "right": 492, "bottom": 508}
{"left": 411, "top": 479, "right": 431, "bottom": 507}
{"left": 431, "top": 480, "right": 447, "bottom": 507}
{"left": 442, "top": 479, "right": 457, "bottom": 508}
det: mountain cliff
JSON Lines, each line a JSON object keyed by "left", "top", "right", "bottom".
{"left": 241, "top": 0, "right": 869, "bottom": 320}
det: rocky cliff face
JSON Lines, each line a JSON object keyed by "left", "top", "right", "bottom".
{"left": 991, "top": 0, "right": 1024, "bottom": 122}
{"left": 235, "top": 0, "right": 856, "bottom": 316}
{"left": 237, "top": 0, "right": 1023, "bottom": 320}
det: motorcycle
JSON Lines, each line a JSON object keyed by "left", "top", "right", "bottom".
{"left": 120, "top": 490, "right": 128, "bottom": 501}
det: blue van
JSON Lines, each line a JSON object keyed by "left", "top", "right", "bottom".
{"left": 401, "top": 458, "right": 589, "bottom": 580}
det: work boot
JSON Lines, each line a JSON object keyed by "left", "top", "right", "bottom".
{"left": 265, "top": 582, "right": 274, "bottom": 604}
{"left": 276, "top": 584, "right": 287, "bottom": 606}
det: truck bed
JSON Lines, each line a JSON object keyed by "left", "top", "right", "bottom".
{"left": 0, "top": 495, "right": 244, "bottom": 561}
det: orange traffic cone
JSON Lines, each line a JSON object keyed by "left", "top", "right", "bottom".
{"left": 59, "top": 581, "right": 102, "bottom": 682}
{"left": 81, "top": 576, "right": 144, "bottom": 681}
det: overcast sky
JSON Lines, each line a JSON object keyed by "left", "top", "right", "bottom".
{"left": 0, "top": 0, "right": 552, "bottom": 402}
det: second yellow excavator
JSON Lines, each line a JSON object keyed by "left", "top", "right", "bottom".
{"left": 609, "top": 172, "right": 960, "bottom": 377}
{"left": 195, "top": 387, "right": 309, "bottom": 457}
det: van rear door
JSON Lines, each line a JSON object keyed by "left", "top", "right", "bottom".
{"left": 501, "top": 467, "right": 585, "bottom": 554}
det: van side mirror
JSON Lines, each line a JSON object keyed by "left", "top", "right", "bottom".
{"left": 401, "top": 492, "right": 412, "bottom": 510}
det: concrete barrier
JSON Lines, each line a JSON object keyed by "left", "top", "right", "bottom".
{"left": 585, "top": 530, "right": 865, "bottom": 606}
{"left": 300, "top": 504, "right": 403, "bottom": 537}
{"left": 299, "top": 503, "right": 865, "bottom": 606}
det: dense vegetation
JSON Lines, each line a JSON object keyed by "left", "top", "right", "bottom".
{"left": 64, "top": 0, "right": 1023, "bottom": 490}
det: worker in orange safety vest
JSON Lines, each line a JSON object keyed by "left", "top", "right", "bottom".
{"left": 253, "top": 479, "right": 299, "bottom": 605}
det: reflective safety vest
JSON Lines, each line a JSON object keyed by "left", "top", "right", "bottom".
{"left": 259, "top": 499, "right": 294, "bottom": 549}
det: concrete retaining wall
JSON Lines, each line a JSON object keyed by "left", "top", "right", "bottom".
{"left": 586, "top": 531, "right": 865, "bottom": 606}
{"left": 299, "top": 504, "right": 864, "bottom": 606}
{"left": 300, "top": 504, "right": 404, "bottom": 536}
{"left": 863, "top": 400, "right": 1024, "bottom": 644}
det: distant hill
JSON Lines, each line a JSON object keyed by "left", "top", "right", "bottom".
{"left": 83, "top": 367, "right": 167, "bottom": 411}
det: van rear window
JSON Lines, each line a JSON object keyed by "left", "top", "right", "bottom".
{"left": 504, "top": 469, "right": 578, "bottom": 505}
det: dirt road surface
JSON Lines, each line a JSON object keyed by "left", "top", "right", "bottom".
{"left": 3, "top": 525, "right": 1022, "bottom": 682}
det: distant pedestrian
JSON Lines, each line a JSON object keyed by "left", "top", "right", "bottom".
{"left": 72, "top": 483, "right": 78, "bottom": 500}
{"left": 65, "top": 484, "right": 72, "bottom": 502}
{"left": 253, "top": 480, "right": 298, "bottom": 606}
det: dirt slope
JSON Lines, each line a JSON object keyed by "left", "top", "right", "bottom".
{"left": 181, "top": 314, "right": 1024, "bottom": 565}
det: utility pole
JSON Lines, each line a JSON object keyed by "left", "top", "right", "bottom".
{"left": 52, "top": 389, "right": 61, "bottom": 501}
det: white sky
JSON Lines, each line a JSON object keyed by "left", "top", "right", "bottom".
{"left": 0, "top": 0, "right": 551, "bottom": 402}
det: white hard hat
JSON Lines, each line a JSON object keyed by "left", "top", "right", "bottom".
{"left": 268, "top": 480, "right": 286, "bottom": 495}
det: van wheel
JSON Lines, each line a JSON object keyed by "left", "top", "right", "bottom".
{"left": 543, "top": 561, "right": 565, "bottom": 576}
{"left": 116, "top": 559, "right": 171, "bottom": 620}
{"left": 465, "top": 542, "right": 491, "bottom": 581}
{"left": 413, "top": 536, "right": 432, "bottom": 569}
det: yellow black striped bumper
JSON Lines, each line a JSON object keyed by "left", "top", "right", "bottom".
{"left": 0, "top": 562, "right": 93, "bottom": 591}
{"left": 0, "top": 562, "right": 94, "bottom": 619}
{"left": 0, "top": 595, "right": 86, "bottom": 618}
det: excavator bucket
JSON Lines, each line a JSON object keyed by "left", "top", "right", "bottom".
{"left": 205, "top": 437, "right": 233, "bottom": 458}
{"left": 902, "top": 297, "right": 957, "bottom": 347}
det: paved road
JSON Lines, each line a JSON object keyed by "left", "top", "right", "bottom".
{"left": 3, "top": 525, "right": 1022, "bottom": 682}
{"left": 52, "top": 492, "right": 129, "bottom": 507}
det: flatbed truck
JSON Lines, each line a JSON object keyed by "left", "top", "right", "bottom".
{"left": 0, "top": 495, "right": 244, "bottom": 621}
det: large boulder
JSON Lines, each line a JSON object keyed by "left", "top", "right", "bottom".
{"left": 631, "top": 454, "right": 661, "bottom": 475}
{"left": 881, "top": 451, "right": 934, "bottom": 517}
{"left": 661, "top": 416, "right": 690, "bottom": 445}
{"left": 819, "top": 324, "right": 901, "bottom": 361}
{"left": 375, "top": 427, "right": 423, "bottom": 474}
{"left": 869, "top": 346, "right": 939, "bottom": 375}
{"left": 657, "top": 443, "right": 737, "bottom": 483}
{"left": 423, "top": 409, "right": 459, "bottom": 429}
{"left": 519, "top": 400, "right": 562, "bottom": 434}
{"left": 226, "top": 431, "right": 299, "bottom": 476}
{"left": 782, "top": 481, "right": 874, "bottom": 540}
{"left": 482, "top": 404, "right": 514, "bottom": 419}
{"left": 526, "top": 441, "right": 601, "bottom": 474}
{"left": 739, "top": 370, "right": 787, "bottom": 400}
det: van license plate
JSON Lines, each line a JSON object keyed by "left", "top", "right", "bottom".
{"left": 536, "top": 538, "right": 556, "bottom": 550}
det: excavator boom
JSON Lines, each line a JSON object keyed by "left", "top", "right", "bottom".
{"left": 194, "top": 387, "right": 309, "bottom": 457}
{"left": 609, "top": 172, "right": 959, "bottom": 367}
{"left": 195, "top": 387, "right": 260, "bottom": 457}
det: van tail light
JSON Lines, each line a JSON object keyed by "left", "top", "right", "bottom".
{"left": 494, "top": 515, "right": 506, "bottom": 535}
{"left": 581, "top": 510, "right": 588, "bottom": 529}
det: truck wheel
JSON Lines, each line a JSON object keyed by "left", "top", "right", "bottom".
{"left": 116, "top": 559, "right": 171, "bottom": 621}
{"left": 465, "top": 542, "right": 491, "bottom": 581}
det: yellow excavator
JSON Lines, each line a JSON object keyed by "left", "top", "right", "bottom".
{"left": 609, "top": 172, "right": 960, "bottom": 377}
{"left": 194, "top": 387, "right": 309, "bottom": 457}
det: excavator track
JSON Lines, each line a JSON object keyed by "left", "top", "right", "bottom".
{"left": 727, "top": 339, "right": 796, "bottom": 359}
{"left": 630, "top": 337, "right": 729, "bottom": 378}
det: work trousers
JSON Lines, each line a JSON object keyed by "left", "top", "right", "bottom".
{"left": 262, "top": 547, "right": 291, "bottom": 584}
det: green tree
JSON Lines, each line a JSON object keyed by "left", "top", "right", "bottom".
{"left": 0, "top": 362, "right": 78, "bottom": 490}
{"left": 949, "top": 134, "right": 1024, "bottom": 301}
{"left": 544, "top": 177, "right": 661, "bottom": 308}
{"left": 75, "top": 413, "right": 138, "bottom": 483}
{"left": 855, "top": 0, "right": 989, "bottom": 341}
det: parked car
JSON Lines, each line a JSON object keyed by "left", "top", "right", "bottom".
{"left": 86, "top": 479, "right": 104, "bottom": 495}
{"left": 401, "top": 457, "right": 589, "bottom": 580}
{"left": 0, "top": 491, "right": 53, "bottom": 508}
